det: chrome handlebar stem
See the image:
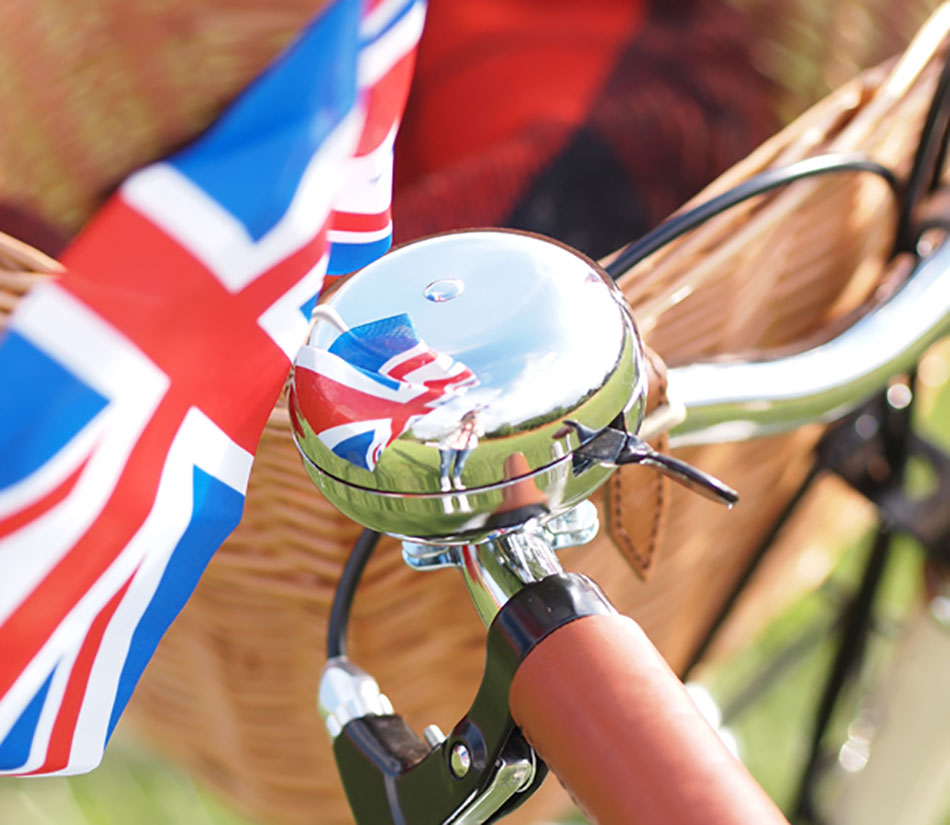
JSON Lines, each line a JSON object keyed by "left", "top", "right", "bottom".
{"left": 402, "top": 501, "right": 600, "bottom": 625}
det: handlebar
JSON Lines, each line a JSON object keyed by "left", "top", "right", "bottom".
{"left": 655, "top": 239, "right": 950, "bottom": 447}
{"left": 509, "top": 612, "right": 790, "bottom": 825}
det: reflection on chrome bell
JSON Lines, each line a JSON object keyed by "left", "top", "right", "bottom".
{"left": 289, "top": 229, "right": 646, "bottom": 544}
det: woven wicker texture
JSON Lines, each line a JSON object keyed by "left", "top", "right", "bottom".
{"left": 0, "top": 233, "right": 59, "bottom": 318}
{"left": 0, "top": 3, "right": 947, "bottom": 824}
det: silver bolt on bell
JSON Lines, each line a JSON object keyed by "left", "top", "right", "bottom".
{"left": 450, "top": 742, "right": 472, "bottom": 778}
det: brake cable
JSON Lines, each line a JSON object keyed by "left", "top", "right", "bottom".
{"left": 606, "top": 152, "right": 901, "bottom": 280}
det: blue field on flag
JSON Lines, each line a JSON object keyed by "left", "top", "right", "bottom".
{"left": 0, "top": 332, "right": 108, "bottom": 491}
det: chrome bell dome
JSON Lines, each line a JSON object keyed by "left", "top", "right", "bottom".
{"left": 289, "top": 229, "right": 646, "bottom": 543}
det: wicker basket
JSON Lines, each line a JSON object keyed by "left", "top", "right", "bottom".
{"left": 126, "top": 12, "right": 950, "bottom": 825}
{"left": 1, "top": 4, "right": 948, "bottom": 825}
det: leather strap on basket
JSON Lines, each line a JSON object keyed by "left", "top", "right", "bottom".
{"left": 600, "top": 343, "right": 670, "bottom": 578}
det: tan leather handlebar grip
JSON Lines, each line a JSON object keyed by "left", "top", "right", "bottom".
{"left": 509, "top": 613, "right": 790, "bottom": 825}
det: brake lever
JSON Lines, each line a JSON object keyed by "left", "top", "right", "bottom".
{"left": 320, "top": 654, "right": 543, "bottom": 825}
{"left": 560, "top": 420, "right": 738, "bottom": 507}
{"left": 319, "top": 575, "right": 617, "bottom": 825}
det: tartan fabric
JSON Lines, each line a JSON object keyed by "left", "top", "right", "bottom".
{"left": 393, "top": 0, "right": 776, "bottom": 259}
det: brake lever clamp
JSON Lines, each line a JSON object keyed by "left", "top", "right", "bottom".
{"left": 318, "top": 573, "right": 617, "bottom": 825}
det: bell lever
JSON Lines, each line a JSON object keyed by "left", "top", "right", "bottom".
{"left": 561, "top": 420, "right": 739, "bottom": 507}
{"left": 617, "top": 435, "right": 739, "bottom": 506}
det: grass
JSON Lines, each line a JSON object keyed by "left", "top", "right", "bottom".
{"left": 0, "top": 734, "right": 258, "bottom": 825}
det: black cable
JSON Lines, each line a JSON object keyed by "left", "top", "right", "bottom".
{"left": 792, "top": 524, "right": 894, "bottom": 823}
{"left": 929, "top": 112, "right": 950, "bottom": 193}
{"left": 897, "top": 49, "right": 950, "bottom": 252}
{"left": 326, "top": 529, "right": 381, "bottom": 659}
{"left": 605, "top": 153, "right": 901, "bottom": 281}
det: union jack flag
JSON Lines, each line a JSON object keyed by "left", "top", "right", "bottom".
{"left": 291, "top": 312, "right": 477, "bottom": 470}
{"left": 0, "top": 0, "right": 425, "bottom": 775}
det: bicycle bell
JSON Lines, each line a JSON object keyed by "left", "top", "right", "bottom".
{"left": 289, "top": 229, "right": 646, "bottom": 543}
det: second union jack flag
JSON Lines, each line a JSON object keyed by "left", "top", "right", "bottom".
{"left": 291, "top": 312, "right": 477, "bottom": 471}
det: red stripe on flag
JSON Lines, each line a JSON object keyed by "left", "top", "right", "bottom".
{"left": 0, "top": 196, "right": 330, "bottom": 700}
{"left": 330, "top": 210, "right": 392, "bottom": 234}
{"left": 24, "top": 574, "right": 134, "bottom": 775}
{"left": 294, "top": 363, "right": 436, "bottom": 446}
{"left": 0, "top": 454, "right": 92, "bottom": 540}
{"left": 386, "top": 350, "right": 435, "bottom": 382}
{"left": 388, "top": 352, "right": 476, "bottom": 391}
{"left": 358, "top": 49, "right": 417, "bottom": 154}
{"left": 0, "top": 395, "right": 179, "bottom": 700}
{"left": 62, "top": 198, "right": 326, "bottom": 451}
{"left": 425, "top": 371, "right": 476, "bottom": 392}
